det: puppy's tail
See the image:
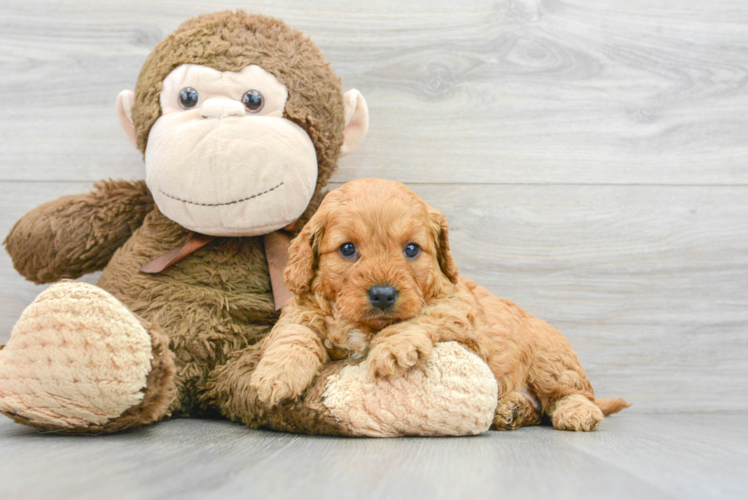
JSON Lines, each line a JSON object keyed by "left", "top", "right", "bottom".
{"left": 594, "top": 397, "right": 632, "bottom": 416}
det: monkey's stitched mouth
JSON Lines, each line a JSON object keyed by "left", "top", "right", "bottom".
{"left": 159, "top": 181, "right": 284, "bottom": 207}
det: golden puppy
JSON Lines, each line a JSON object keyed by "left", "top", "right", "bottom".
{"left": 250, "top": 178, "right": 630, "bottom": 431}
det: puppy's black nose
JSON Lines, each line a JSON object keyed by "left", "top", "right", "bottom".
{"left": 368, "top": 285, "right": 398, "bottom": 310}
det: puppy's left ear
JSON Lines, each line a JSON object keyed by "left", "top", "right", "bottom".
{"left": 430, "top": 209, "right": 459, "bottom": 284}
{"left": 285, "top": 214, "right": 325, "bottom": 294}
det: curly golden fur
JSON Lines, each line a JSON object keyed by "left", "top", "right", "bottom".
{"left": 250, "top": 178, "right": 630, "bottom": 431}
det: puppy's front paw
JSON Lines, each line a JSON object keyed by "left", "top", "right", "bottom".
{"left": 249, "top": 348, "right": 320, "bottom": 406}
{"left": 249, "top": 370, "right": 295, "bottom": 407}
{"left": 367, "top": 333, "right": 433, "bottom": 379}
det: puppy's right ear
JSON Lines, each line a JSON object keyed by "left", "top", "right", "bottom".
{"left": 429, "top": 209, "right": 459, "bottom": 284}
{"left": 285, "top": 215, "right": 325, "bottom": 294}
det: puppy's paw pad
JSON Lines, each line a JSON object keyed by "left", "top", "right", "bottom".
{"left": 493, "top": 403, "right": 524, "bottom": 430}
{"left": 492, "top": 391, "right": 542, "bottom": 430}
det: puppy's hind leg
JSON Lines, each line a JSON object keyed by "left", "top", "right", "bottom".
{"left": 534, "top": 366, "right": 603, "bottom": 431}
{"left": 524, "top": 316, "right": 604, "bottom": 431}
{"left": 549, "top": 394, "right": 604, "bottom": 432}
{"left": 491, "top": 391, "right": 541, "bottom": 431}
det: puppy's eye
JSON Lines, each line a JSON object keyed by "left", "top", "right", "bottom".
{"left": 242, "top": 90, "right": 264, "bottom": 112}
{"left": 404, "top": 243, "right": 420, "bottom": 258}
{"left": 179, "top": 87, "right": 199, "bottom": 109}
{"left": 339, "top": 242, "right": 358, "bottom": 259}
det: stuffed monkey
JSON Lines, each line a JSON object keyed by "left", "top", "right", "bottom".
{"left": 0, "top": 10, "right": 498, "bottom": 436}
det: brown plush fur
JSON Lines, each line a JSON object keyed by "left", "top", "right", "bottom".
{"left": 4, "top": 180, "right": 154, "bottom": 284}
{"left": 1, "top": 11, "right": 348, "bottom": 432}
{"left": 205, "top": 343, "right": 358, "bottom": 435}
{"left": 252, "top": 179, "right": 631, "bottom": 431}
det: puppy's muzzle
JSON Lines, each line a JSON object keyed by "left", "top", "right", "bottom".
{"left": 368, "top": 285, "right": 398, "bottom": 311}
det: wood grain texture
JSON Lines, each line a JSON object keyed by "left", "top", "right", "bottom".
{"left": 0, "top": 415, "right": 746, "bottom": 500}
{"left": 0, "top": 0, "right": 747, "bottom": 184}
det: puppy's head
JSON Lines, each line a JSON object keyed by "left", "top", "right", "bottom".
{"left": 285, "top": 178, "right": 458, "bottom": 330}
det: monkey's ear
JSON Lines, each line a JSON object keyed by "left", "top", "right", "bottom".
{"left": 340, "top": 89, "right": 369, "bottom": 156}
{"left": 429, "top": 209, "right": 459, "bottom": 284}
{"left": 116, "top": 90, "right": 137, "bottom": 147}
{"left": 284, "top": 215, "right": 325, "bottom": 295}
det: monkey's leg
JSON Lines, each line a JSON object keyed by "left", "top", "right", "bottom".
{"left": 205, "top": 341, "right": 499, "bottom": 437}
{"left": 0, "top": 282, "right": 176, "bottom": 434}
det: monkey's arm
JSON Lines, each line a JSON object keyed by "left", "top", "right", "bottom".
{"left": 4, "top": 179, "right": 154, "bottom": 284}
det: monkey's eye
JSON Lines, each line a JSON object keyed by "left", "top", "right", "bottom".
{"left": 179, "top": 87, "right": 199, "bottom": 109}
{"left": 242, "top": 90, "right": 265, "bottom": 113}
{"left": 339, "top": 242, "right": 358, "bottom": 260}
{"left": 404, "top": 243, "right": 420, "bottom": 259}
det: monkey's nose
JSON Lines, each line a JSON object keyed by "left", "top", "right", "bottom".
{"left": 200, "top": 99, "right": 246, "bottom": 119}
{"left": 368, "top": 285, "right": 398, "bottom": 311}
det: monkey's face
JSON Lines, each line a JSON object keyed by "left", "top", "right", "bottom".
{"left": 144, "top": 64, "right": 318, "bottom": 236}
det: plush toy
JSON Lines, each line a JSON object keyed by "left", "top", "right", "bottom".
{"left": 0, "top": 10, "right": 498, "bottom": 436}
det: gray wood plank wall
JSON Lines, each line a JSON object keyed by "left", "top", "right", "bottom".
{"left": 1, "top": 0, "right": 746, "bottom": 414}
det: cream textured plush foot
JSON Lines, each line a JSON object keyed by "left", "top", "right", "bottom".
{"left": 0, "top": 282, "right": 153, "bottom": 429}
{"left": 322, "top": 342, "right": 498, "bottom": 437}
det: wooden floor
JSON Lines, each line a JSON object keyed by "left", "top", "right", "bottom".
{"left": 1, "top": 414, "right": 746, "bottom": 500}
{"left": 1, "top": 0, "right": 747, "bottom": 497}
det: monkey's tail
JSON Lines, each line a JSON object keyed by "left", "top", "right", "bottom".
{"left": 595, "top": 398, "right": 632, "bottom": 416}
